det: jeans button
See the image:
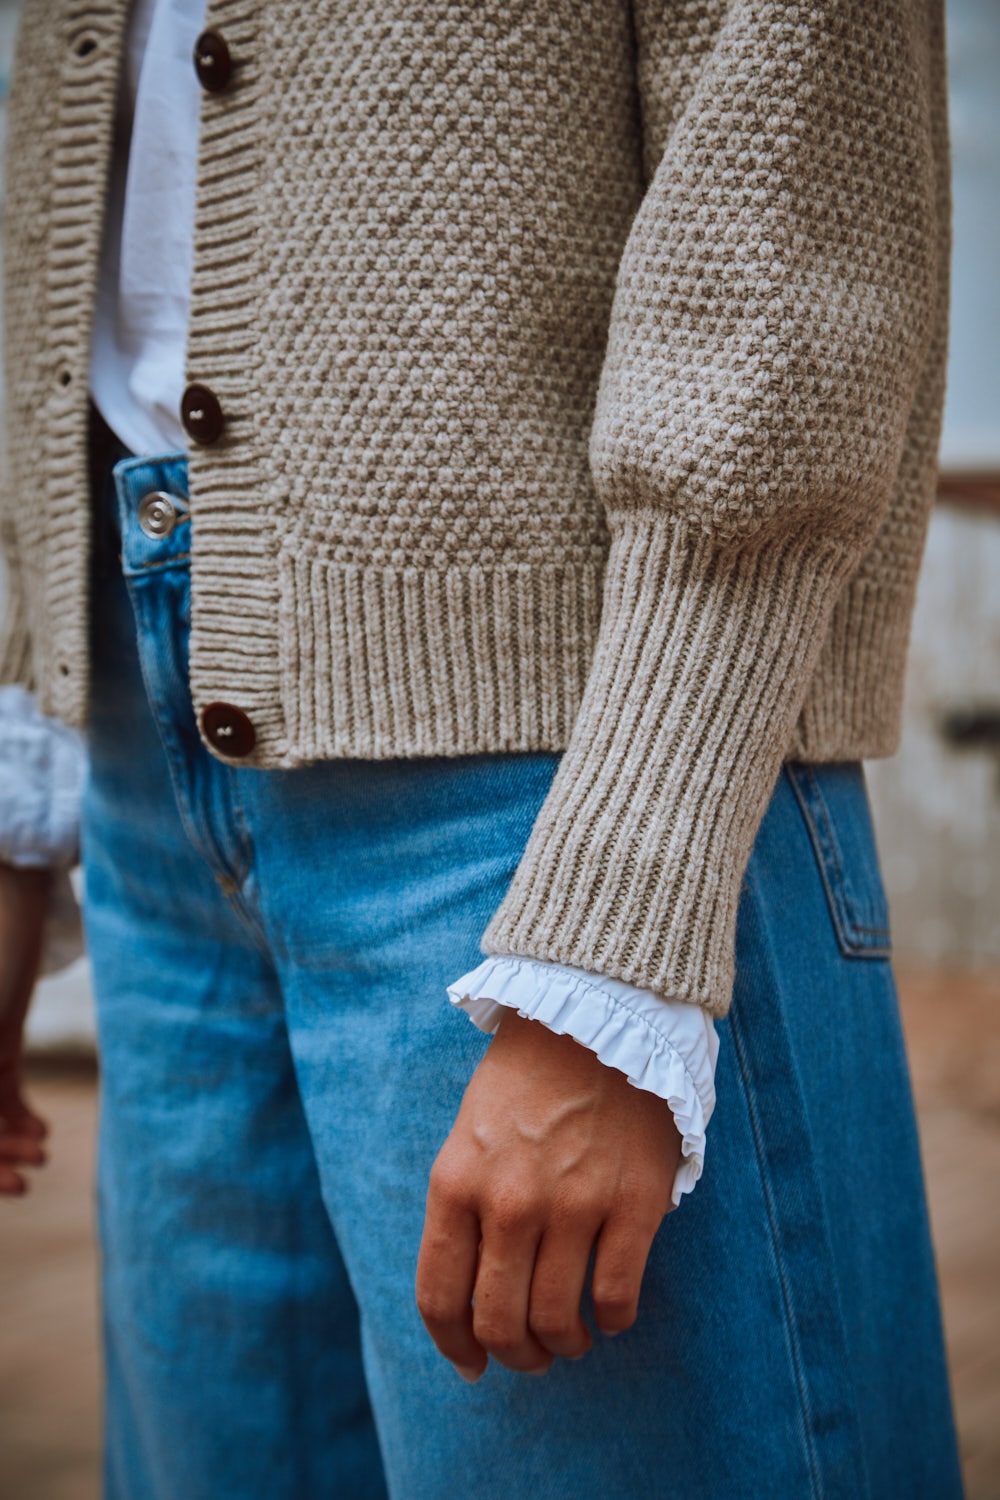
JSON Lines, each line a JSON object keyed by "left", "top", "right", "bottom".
{"left": 137, "top": 491, "right": 179, "bottom": 539}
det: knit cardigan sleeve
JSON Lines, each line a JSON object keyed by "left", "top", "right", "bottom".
{"left": 480, "top": 0, "right": 946, "bottom": 1016}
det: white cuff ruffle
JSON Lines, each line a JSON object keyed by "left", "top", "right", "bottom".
{"left": 447, "top": 953, "right": 719, "bottom": 1206}
{"left": 0, "top": 684, "right": 86, "bottom": 870}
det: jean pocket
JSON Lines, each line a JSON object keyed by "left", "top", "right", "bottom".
{"left": 784, "top": 761, "right": 892, "bottom": 959}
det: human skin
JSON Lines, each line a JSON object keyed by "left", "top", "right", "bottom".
{"left": 417, "top": 1008, "right": 682, "bottom": 1379}
{"left": 0, "top": 863, "right": 50, "bottom": 1195}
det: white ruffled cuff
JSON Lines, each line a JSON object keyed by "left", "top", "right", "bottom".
{"left": 0, "top": 684, "right": 86, "bottom": 870}
{"left": 0, "top": 686, "right": 87, "bottom": 977}
{"left": 446, "top": 954, "right": 719, "bottom": 1207}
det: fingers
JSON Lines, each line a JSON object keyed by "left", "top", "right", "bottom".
{"left": 473, "top": 1203, "right": 552, "bottom": 1374}
{"left": 420, "top": 1173, "right": 601, "bottom": 1375}
{"left": 0, "top": 1087, "right": 49, "bottom": 1141}
{"left": 416, "top": 1163, "right": 487, "bottom": 1381}
{"left": 0, "top": 1163, "right": 29, "bottom": 1195}
{"left": 0, "top": 1131, "right": 46, "bottom": 1195}
{"left": 591, "top": 1209, "right": 661, "bottom": 1337}
{"left": 19, "top": 1111, "right": 50, "bottom": 1141}
{"left": 419, "top": 1187, "right": 662, "bottom": 1374}
{"left": 0, "top": 1080, "right": 49, "bottom": 1196}
{"left": 528, "top": 1220, "right": 596, "bottom": 1360}
{"left": 0, "top": 1132, "right": 47, "bottom": 1168}
{"left": 13, "top": 1100, "right": 49, "bottom": 1140}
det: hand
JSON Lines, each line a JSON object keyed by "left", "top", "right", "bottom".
{"left": 0, "top": 863, "right": 51, "bottom": 1195}
{"left": 416, "top": 1007, "right": 681, "bottom": 1380}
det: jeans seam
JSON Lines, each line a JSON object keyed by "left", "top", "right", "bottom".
{"left": 785, "top": 764, "right": 891, "bottom": 957}
{"left": 227, "top": 775, "right": 255, "bottom": 888}
{"left": 133, "top": 548, "right": 191, "bottom": 574}
{"left": 219, "top": 784, "right": 271, "bottom": 951}
{"left": 728, "top": 995, "right": 826, "bottom": 1500}
{"left": 122, "top": 579, "right": 258, "bottom": 940}
{"left": 122, "top": 580, "right": 216, "bottom": 871}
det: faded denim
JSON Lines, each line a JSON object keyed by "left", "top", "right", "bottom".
{"left": 79, "top": 430, "right": 964, "bottom": 1499}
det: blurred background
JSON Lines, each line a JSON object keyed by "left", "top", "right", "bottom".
{"left": 2, "top": 1, "right": 998, "bottom": 1497}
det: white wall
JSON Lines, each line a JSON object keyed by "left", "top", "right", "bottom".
{"left": 868, "top": 507, "right": 1000, "bottom": 965}
{"left": 866, "top": 0, "right": 1000, "bottom": 967}
{"left": 939, "top": 0, "right": 1000, "bottom": 471}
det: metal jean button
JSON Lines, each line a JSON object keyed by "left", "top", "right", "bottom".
{"left": 137, "top": 491, "right": 180, "bottom": 539}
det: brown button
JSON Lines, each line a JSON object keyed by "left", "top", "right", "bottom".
{"left": 201, "top": 702, "right": 256, "bottom": 758}
{"left": 181, "top": 383, "right": 224, "bottom": 445}
{"left": 193, "top": 30, "right": 232, "bottom": 92}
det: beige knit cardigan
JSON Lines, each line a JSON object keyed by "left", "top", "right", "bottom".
{"left": 0, "top": 0, "right": 950, "bottom": 1017}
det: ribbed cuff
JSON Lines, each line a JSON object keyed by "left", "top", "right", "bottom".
{"left": 790, "top": 571, "right": 918, "bottom": 760}
{"left": 481, "top": 513, "right": 854, "bottom": 1016}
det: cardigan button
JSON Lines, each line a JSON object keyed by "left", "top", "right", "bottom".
{"left": 193, "top": 30, "right": 232, "bottom": 92}
{"left": 181, "top": 383, "right": 225, "bottom": 445}
{"left": 201, "top": 702, "right": 256, "bottom": 758}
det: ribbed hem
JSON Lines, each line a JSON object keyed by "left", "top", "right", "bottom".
{"left": 790, "top": 572, "right": 918, "bottom": 760}
{"left": 276, "top": 554, "right": 604, "bottom": 761}
{"left": 481, "top": 513, "right": 855, "bottom": 1016}
{"left": 447, "top": 953, "right": 718, "bottom": 1206}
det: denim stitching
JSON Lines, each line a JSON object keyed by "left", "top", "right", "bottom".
{"left": 133, "top": 550, "right": 191, "bottom": 574}
{"left": 805, "top": 770, "right": 885, "bottom": 941}
{"left": 122, "top": 580, "right": 215, "bottom": 873}
{"left": 728, "top": 995, "right": 826, "bottom": 1500}
{"left": 785, "top": 764, "right": 891, "bottom": 958}
{"left": 123, "top": 550, "right": 257, "bottom": 923}
{"left": 801, "top": 768, "right": 858, "bottom": 951}
{"left": 224, "top": 775, "right": 255, "bottom": 890}
{"left": 818, "top": 768, "right": 890, "bottom": 944}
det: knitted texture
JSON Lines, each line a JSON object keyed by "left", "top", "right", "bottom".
{"left": 1, "top": 0, "right": 950, "bottom": 1014}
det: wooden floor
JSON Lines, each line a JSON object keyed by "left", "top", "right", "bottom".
{"left": 895, "top": 969, "right": 1000, "bottom": 1499}
{"left": 2, "top": 967, "right": 998, "bottom": 1500}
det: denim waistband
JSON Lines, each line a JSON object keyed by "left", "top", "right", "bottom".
{"left": 88, "top": 400, "right": 189, "bottom": 580}
{"left": 112, "top": 451, "right": 191, "bottom": 579}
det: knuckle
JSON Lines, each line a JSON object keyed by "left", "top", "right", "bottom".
{"left": 531, "top": 1307, "right": 578, "bottom": 1343}
{"left": 593, "top": 1283, "right": 638, "bottom": 1329}
{"left": 553, "top": 1189, "right": 601, "bottom": 1229}
{"left": 486, "top": 1191, "right": 536, "bottom": 1236}
{"left": 427, "top": 1156, "right": 465, "bottom": 1202}
{"left": 415, "top": 1286, "right": 458, "bottom": 1330}
{"left": 472, "top": 1317, "right": 521, "bottom": 1356}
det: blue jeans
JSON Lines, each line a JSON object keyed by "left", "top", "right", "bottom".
{"left": 80, "top": 430, "right": 963, "bottom": 1499}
